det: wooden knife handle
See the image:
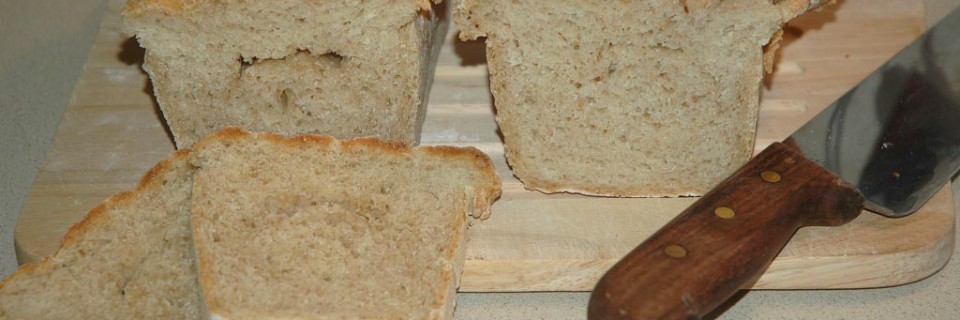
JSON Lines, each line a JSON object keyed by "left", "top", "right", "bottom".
{"left": 588, "top": 142, "right": 865, "bottom": 319}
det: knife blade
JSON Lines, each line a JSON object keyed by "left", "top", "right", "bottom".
{"left": 588, "top": 6, "right": 960, "bottom": 320}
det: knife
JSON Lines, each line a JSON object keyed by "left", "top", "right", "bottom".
{"left": 588, "top": 6, "right": 960, "bottom": 320}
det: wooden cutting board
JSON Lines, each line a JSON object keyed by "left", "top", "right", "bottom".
{"left": 15, "top": 0, "right": 956, "bottom": 292}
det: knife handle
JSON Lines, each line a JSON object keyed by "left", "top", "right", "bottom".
{"left": 588, "top": 142, "right": 865, "bottom": 320}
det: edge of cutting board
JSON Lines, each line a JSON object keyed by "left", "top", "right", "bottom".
{"left": 458, "top": 185, "right": 956, "bottom": 291}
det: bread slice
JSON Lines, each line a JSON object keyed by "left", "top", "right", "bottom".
{"left": 187, "top": 128, "right": 500, "bottom": 319}
{"left": 454, "top": 0, "right": 818, "bottom": 196}
{"left": 0, "top": 153, "right": 204, "bottom": 319}
{"left": 122, "top": 0, "right": 450, "bottom": 148}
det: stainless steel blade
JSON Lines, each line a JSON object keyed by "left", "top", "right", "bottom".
{"left": 788, "top": 7, "right": 960, "bottom": 217}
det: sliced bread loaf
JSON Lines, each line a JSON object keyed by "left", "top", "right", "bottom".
{"left": 454, "top": 0, "right": 819, "bottom": 196}
{"left": 187, "top": 128, "right": 500, "bottom": 319}
{"left": 0, "top": 152, "right": 204, "bottom": 319}
{"left": 122, "top": 0, "right": 450, "bottom": 148}
{"left": 0, "top": 128, "right": 500, "bottom": 319}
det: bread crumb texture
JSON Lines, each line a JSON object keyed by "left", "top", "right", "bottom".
{"left": 456, "top": 0, "right": 810, "bottom": 196}
{"left": 123, "top": 0, "right": 447, "bottom": 148}
{"left": 0, "top": 128, "right": 499, "bottom": 320}
{"left": 189, "top": 129, "right": 499, "bottom": 319}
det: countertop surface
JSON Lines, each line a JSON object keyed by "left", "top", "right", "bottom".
{"left": 1, "top": 1, "right": 958, "bottom": 319}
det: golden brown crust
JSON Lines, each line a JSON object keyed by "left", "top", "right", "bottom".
{"left": 762, "top": 29, "right": 785, "bottom": 74}
{"left": 343, "top": 136, "right": 414, "bottom": 156}
{"left": 431, "top": 196, "right": 468, "bottom": 320}
{"left": 285, "top": 133, "right": 337, "bottom": 148}
{"left": 192, "top": 126, "right": 252, "bottom": 144}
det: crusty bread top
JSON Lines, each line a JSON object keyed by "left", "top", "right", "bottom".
{"left": 192, "top": 127, "right": 501, "bottom": 219}
{"left": 123, "top": 0, "right": 440, "bottom": 17}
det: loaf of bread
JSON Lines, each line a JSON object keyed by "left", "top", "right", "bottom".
{"left": 0, "top": 128, "right": 500, "bottom": 319}
{"left": 455, "top": 0, "right": 819, "bottom": 196}
{"left": 0, "top": 153, "right": 204, "bottom": 318}
{"left": 122, "top": 0, "right": 449, "bottom": 148}
{"left": 189, "top": 128, "right": 500, "bottom": 319}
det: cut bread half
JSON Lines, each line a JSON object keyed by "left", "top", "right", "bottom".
{"left": 188, "top": 128, "right": 500, "bottom": 319}
{"left": 122, "top": 0, "right": 450, "bottom": 148}
{"left": 455, "top": 0, "right": 820, "bottom": 196}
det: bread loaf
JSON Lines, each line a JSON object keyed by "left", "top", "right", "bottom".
{"left": 455, "top": 0, "right": 819, "bottom": 196}
{"left": 0, "top": 128, "right": 500, "bottom": 319}
{"left": 122, "top": 0, "right": 449, "bottom": 148}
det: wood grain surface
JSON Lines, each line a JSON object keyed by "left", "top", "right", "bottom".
{"left": 15, "top": 0, "right": 956, "bottom": 292}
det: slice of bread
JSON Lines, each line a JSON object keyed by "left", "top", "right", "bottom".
{"left": 0, "top": 153, "right": 204, "bottom": 319}
{"left": 188, "top": 129, "right": 500, "bottom": 319}
{"left": 454, "top": 0, "right": 818, "bottom": 196}
{"left": 122, "top": 0, "right": 450, "bottom": 148}
{"left": 0, "top": 128, "right": 500, "bottom": 319}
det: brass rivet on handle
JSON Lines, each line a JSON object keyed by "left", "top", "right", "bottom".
{"left": 761, "top": 170, "right": 782, "bottom": 183}
{"left": 714, "top": 207, "right": 736, "bottom": 219}
{"left": 665, "top": 245, "right": 687, "bottom": 258}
